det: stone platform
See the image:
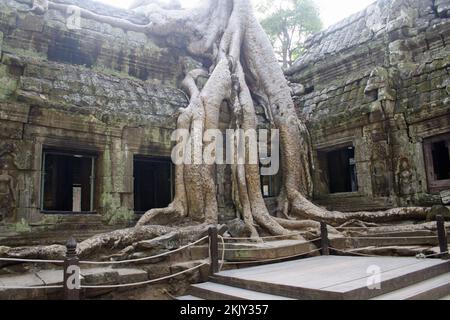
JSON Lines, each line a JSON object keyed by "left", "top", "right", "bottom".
{"left": 180, "top": 256, "right": 450, "bottom": 300}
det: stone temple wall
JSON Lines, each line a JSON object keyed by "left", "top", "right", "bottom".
{"left": 0, "top": 0, "right": 198, "bottom": 238}
{"left": 287, "top": 0, "right": 450, "bottom": 211}
{"left": 0, "top": 0, "right": 449, "bottom": 243}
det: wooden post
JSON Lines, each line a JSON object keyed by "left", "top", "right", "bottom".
{"left": 208, "top": 226, "right": 219, "bottom": 275}
{"left": 63, "top": 237, "right": 80, "bottom": 300}
{"left": 436, "top": 215, "right": 449, "bottom": 259}
{"left": 320, "top": 221, "right": 330, "bottom": 256}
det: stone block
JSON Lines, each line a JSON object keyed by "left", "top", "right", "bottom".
{"left": 80, "top": 268, "right": 119, "bottom": 285}
{"left": 19, "top": 76, "right": 52, "bottom": 93}
{"left": 115, "top": 268, "right": 148, "bottom": 284}
{"left": 0, "top": 120, "right": 23, "bottom": 139}
{"left": 0, "top": 102, "right": 30, "bottom": 123}
{"left": 35, "top": 270, "right": 64, "bottom": 286}
{"left": 16, "top": 14, "right": 45, "bottom": 32}
{"left": 142, "top": 264, "right": 171, "bottom": 279}
{"left": 127, "top": 31, "right": 148, "bottom": 44}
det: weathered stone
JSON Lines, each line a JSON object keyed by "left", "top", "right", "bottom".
{"left": 141, "top": 264, "right": 171, "bottom": 279}
{"left": 287, "top": 0, "right": 450, "bottom": 211}
{"left": 114, "top": 268, "right": 148, "bottom": 284}
{"left": 16, "top": 14, "right": 45, "bottom": 32}
{"left": 35, "top": 269, "right": 63, "bottom": 285}
{"left": 80, "top": 268, "right": 119, "bottom": 285}
{"left": 426, "top": 205, "right": 450, "bottom": 221}
{"left": 226, "top": 218, "right": 253, "bottom": 238}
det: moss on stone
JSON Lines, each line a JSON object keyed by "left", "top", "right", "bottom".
{"left": 31, "top": 215, "right": 63, "bottom": 226}
{"left": 2, "top": 45, "right": 47, "bottom": 61}
{"left": 8, "top": 218, "right": 32, "bottom": 233}
{"left": 92, "top": 65, "right": 137, "bottom": 81}
{"left": 426, "top": 205, "right": 450, "bottom": 221}
{"left": 0, "top": 74, "right": 18, "bottom": 100}
{"left": 0, "top": 64, "right": 7, "bottom": 78}
{"left": 100, "top": 193, "right": 134, "bottom": 225}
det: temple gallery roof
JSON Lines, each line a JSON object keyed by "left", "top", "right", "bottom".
{"left": 285, "top": 0, "right": 450, "bottom": 76}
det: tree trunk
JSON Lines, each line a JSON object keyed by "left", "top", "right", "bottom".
{"left": 1, "top": 0, "right": 436, "bottom": 259}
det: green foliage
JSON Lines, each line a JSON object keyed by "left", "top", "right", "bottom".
{"left": 256, "top": 0, "right": 322, "bottom": 68}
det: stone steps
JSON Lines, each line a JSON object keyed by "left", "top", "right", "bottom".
{"left": 0, "top": 267, "right": 147, "bottom": 300}
{"left": 0, "top": 228, "right": 120, "bottom": 246}
{"left": 0, "top": 260, "right": 207, "bottom": 300}
{"left": 344, "top": 236, "right": 439, "bottom": 248}
{"left": 371, "top": 272, "right": 450, "bottom": 300}
{"left": 179, "top": 256, "right": 450, "bottom": 300}
{"left": 184, "top": 282, "right": 294, "bottom": 300}
{"left": 187, "top": 239, "right": 320, "bottom": 267}
{"left": 177, "top": 294, "right": 204, "bottom": 300}
{"left": 329, "top": 229, "right": 448, "bottom": 250}
{"left": 338, "top": 245, "right": 442, "bottom": 257}
{"left": 0, "top": 214, "right": 133, "bottom": 247}
{"left": 219, "top": 239, "right": 319, "bottom": 262}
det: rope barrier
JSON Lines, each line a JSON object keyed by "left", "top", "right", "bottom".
{"left": 345, "top": 230, "right": 437, "bottom": 237}
{"left": 218, "top": 235, "right": 225, "bottom": 272}
{"left": 336, "top": 226, "right": 378, "bottom": 230}
{"left": 79, "top": 236, "right": 209, "bottom": 265}
{"left": 0, "top": 229, "right": 444, "bottom": 294}
{"left": 220, "top": 237, "right": 322, "bottom": 251}
{"left": 343, "top": 229, "right": 429, "bottom": 234}
{"left": 330, "top": 247, "right": 450, "bottom": 259}
{"left": 346, "top": 235, "right": 438, "bottom": 240}
{"left": 222, "top": 232, "right": 305, "bottom": 241}
{"left": 417, "top": 250, "right": 450, "bottom": 259}
{"left": 328, "top": 247, "right": 379, "bottom": 257}
{"left": 0, "top": 285, "right": 63, "bottom": 290}
{"left": 81, "top": 262, "right": 208, "bottom": 289}
{"left": 0, "top": 236, "right": 211, "bottom": 292}
{"left": 0, "top": 257, "right": 64, "bottom": 264}
{"left": 222, "top": 248, "right": 322, "bottom": 265}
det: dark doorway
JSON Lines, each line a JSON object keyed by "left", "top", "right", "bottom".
{"left": 42, "top": 151, "right": 95, "bottom": 213}
{"left": 260, "top": 172, "right": 281, "bottom": 198}
{"left": 431, "top": 141, "right": 450, "bottom": 180}
{"left": 326, "top": 146, "right": 358, "bottom": 193}
{"left": 424, "top": 134, "right": 450, "bottom": 193}
{"left": 134, "top": 156, "right": 173, "bottom": 213}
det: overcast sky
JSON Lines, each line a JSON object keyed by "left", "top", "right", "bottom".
{"left": 95, "top": 0, "right": 377, "bottom": 29}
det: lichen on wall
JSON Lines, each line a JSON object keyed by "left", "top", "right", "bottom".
{"left": 287, "top": 0, "right": 450, "bottom": 211}
{"left": 0, "top": 0, "right": 193, "bottom": 235}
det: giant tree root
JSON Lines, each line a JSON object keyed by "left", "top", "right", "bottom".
{"left": 340, "top": 246, "right": 442, "bottom": 258}
{"left": 274, "top": 218, "right": 341, "bottom": 235}
{"left": 340, "top": 221, "right": 450, "bottom": 236}
{"left": 1, "top": 225, "right": 185, "bottom": 261}
{"left": 2, "top": 0, "right": 442, "bottom": 261}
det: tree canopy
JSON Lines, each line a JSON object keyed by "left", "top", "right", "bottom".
{"left": 256, "top": 0, "right": 322, "bottom": 68}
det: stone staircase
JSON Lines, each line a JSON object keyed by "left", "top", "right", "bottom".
{"left": 0, "top": 215, "right": 129, "bottom": 247}
{"left": 329, "top": 228, "right": 450, "bottom": 257}
{"left": 178, "top": 256, "right": 450, "bottom": 300}
{"left": 0, "top": 260, "right": 208, "bottom": 300}
{"left": 187, "top": 238, "right": 320, "bottom": 268}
